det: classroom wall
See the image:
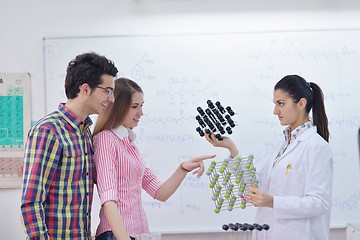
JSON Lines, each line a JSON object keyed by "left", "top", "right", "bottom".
{"left": 1, "top": 0, "right": 360, "bottom": 239}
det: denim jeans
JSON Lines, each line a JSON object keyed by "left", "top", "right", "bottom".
{"left": 95, "top": 231, "right": 135, "bottom": 240}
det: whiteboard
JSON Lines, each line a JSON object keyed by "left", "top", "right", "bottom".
{"left": 43, "top": 31, "right": 360, "bottom": 233}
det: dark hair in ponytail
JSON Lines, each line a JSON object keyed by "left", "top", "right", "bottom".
{"left": 274, "top": 75, "right": 329, "bottom": 142}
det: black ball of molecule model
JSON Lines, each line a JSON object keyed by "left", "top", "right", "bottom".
{"left": 222, "top": 224, "right": 229, "bottom": 231}
{"left": 253, "top": 223, "right": 270, "bottom": 231}
{"left": 228, "top": 223, "right": 238, "bottom": 231}
{"left": 261, "top": 224, "right": 270, "bottom": 230}
{"left": 243, "top": 223, "right": 255, "bottom": 231}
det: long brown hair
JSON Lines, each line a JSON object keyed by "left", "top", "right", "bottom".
{"left": 93, "top": 77, "right": 143, "bottom": 136}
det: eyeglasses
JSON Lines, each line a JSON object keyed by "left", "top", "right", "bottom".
{"left": 95, "top": 86, "right": 114, "bottom": 96}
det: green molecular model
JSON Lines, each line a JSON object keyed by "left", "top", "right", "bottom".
{"left": 206, "top": 155, "right": 258, "bottom": 213}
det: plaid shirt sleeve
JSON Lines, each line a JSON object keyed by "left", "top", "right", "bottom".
{"left": 21, "top": 125, "right": 60, "bottom": 240}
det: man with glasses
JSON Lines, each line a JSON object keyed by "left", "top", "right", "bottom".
{"left": 21, "top": 52, "right": 118, "bottom": 240}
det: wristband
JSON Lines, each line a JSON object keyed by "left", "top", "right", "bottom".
{"left": 180, "top": 162, "right": 191, "bottom": 172}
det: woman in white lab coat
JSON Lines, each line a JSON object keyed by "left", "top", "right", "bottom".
{"left": 205, "top": 75, "right": 333, "bottom": 240}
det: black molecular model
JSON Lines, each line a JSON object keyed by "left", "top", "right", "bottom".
{"left": 222, "top": 223, "right": 270, "bottom": 232}
{"left": 195, "top": 100, "right": 236, "bottom": 140}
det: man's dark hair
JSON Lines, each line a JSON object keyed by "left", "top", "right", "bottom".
{"left": 65, "top": 52, "right": 118, "bottom": 99}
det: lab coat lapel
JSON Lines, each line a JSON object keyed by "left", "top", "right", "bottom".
{"left": 263, "top": 126, "right": 317, "bottom": 191}
{"left": 276, "top": 140, "right": 299, "bottom": 161}
{"left": 274, "top": 126, "right": 317, "bottom": 162}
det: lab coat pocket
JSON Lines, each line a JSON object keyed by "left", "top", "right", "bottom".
{"left": 283, "top": 168, "right": 305, "bottom": 196}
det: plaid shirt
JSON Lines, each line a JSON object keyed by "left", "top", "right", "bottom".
{"left": 21, "top": 104, "right": 94, "bottom": 240}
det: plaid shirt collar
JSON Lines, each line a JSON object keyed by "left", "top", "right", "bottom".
{"left": 58, "top": 103, "right": 93, "bottom": 130}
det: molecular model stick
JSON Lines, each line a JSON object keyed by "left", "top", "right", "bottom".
{"left": 206, "top": 155, "right": 258, "bottom": 213}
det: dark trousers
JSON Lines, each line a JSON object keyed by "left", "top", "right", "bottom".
{"left": 95, "top": 231, "right": 135, "bottom": 240}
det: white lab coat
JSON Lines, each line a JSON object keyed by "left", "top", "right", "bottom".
{"left": 252, "top": 126, "right": 333, "bottom": 240}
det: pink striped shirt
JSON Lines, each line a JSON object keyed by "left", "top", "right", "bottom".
{"left": 93, "top": 126, "right": 162, "bottom": 237}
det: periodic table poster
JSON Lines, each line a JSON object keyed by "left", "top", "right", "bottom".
{"left": 0, "top": 73, "right": 30, "bottom": 188}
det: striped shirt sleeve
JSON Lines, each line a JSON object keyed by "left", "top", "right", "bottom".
{"left": 142, "top": 167, "right": 162, "bottom": 198}
{"left": 94, "top": 132, "right": 119, "bottom": 205}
